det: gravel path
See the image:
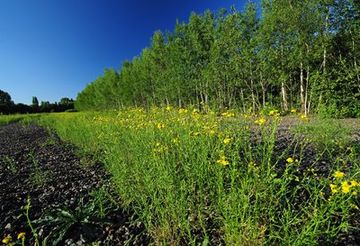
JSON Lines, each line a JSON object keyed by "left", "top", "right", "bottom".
{"left": 0, "top": 123, "right": 148, "bottom": 245}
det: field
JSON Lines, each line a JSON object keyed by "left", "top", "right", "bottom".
{"left": 0, "top": 108, "right": 359, "bottom": 245}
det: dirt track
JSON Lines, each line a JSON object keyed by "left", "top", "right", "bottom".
{"left": 0, "top": 123, "right": 148, "bottom": 245}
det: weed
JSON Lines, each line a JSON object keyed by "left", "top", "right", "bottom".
{"left": 1, "top": 156, "right": 17, "bottom": 173}
{"left": 34, "top": 197, "right": 112, "bottom": 245}
{"left": 24, "top": 196, "right": 41, "bottom": 246}
{"left": 28, "top": 150, "right": 51, "bottom": 186}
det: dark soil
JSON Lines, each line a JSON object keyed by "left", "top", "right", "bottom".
{"left": 274, "top": 118, "right": 360, "bottom": 246}
{"left": 0, "top": 123, "right": 149, "bottom": 245}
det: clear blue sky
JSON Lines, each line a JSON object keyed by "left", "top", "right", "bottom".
{"left": 0, "top": 0, "right": 259, "bottom": 104}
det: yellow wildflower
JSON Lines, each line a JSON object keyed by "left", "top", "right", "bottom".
{"left": 2, "top": 235, "right": 12, "bottom": 245}
{"left": 341, "top": 181, "right": 351, "bottom": 194}
{"left": 191, "top": 131, "right": 200, "bottom": 136}
{"left": 286, "top": 157, "right": 294, "bottom": 163}
{"left": 221, "top": 112, "right": 235, "bottom": 117}
{"left": 333, "top": 171, "right": 345, "bottom": 179}
{"left": 249, "top": 161, "right": 256, "bottom": 167}
{"left": 350, "top": 180, "right": 359, "bottom": 187}
{"left": 153, "top": 142, "right": 168, "bottom": 153}
{"left": 255, "top": 117, "right": 266, "bottom": 126}
{"left": 290, "top": 108, "right": 297, "bottom": 113}
{"left": 178, "top": 108, "right": 188, "bottom": 114}
{"left": 157, "top": 123, "right": 165, "bottom": 129}
{"left": 217, "top": 159, "right": 229, "bottom": 166}
{"left": 216, "top": 155, "right": 229, "bottom": 166}
{"left": 208, "top": 129, "right": 216, "bottom": 136}
{"left": 223, "top": 137, "right": 232, "bottom": 145}
{"left": 330, "top": 184, "right": 338, "bottom": 194}
{"left": 166, "top": 105, "right": 172, "bottom": 111}
{"left": 17, "top": 232, "right": 25, "bottom": 240}
{"left": 300, "top": 114, "right": 309, "bottom": 121}
{"left": 269, "top": 109, "right": 279, "bottom": 116}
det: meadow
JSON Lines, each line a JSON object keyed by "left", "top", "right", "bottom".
{"left": 0, "top": 108, "right": 359, "bottom": 245}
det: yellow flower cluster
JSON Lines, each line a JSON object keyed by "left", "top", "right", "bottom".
{"left": 255, "top": 117, "right": 266, "bottom": 126}
{"left": 333, "top": 171, "right": 345, "bottom": 179}
{"left": 216, "top": 153, "right": 229, "bottom": 166}
{"left": 223, "top": 137, "right": 232, "bottom": 145}
{"left": 178, "top": 108, "right": 188, "bottom": 114}
{"left": 221, "top": 111, "right": 235, "bottom": 118}
{"left": 330, "top": 171, "right": 359, "bottom": 195}
{"left": 1, "top": 232, "right": 25, "bottom": 245}
{"left": 2, "top": 235, "right": 12, "bottom": 245}
{"left": 300, "top": 114, "right": 309, "bottom": 122}
{"left": 157, "top": 123, "right": 166, "bottom": 129}
{"left": 153, "top": 142, "right": 168, "bottom": 154}
{"left": 268, "top": 109, "right": 280, "bottom": 117}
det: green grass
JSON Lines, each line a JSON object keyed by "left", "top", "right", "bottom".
{"left": 0, "top": 114, "right": 25, "bottom": 126}
{"left": 27, "top": 150, "right": 51, "bottom": 186}
{"left": 2, "top": 109, "right": 359, "bottom": 245}
{"left": 0, "top": 156, "right": 18, "bottom": 173}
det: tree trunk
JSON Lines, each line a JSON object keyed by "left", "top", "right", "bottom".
{"left": 195, "top": 85, "right": 200, "bottom": 107}
{"left": 305, "top": 65, "right": 310, "bottom": 115}
{"left": 251, "top": 80, "right": 256, "bottom": 112}
{"left": 300, "top": 61, "right": 305, "bottom": 113}
{"left": 281, "top": 81, "right": 288, "bottom": 111}
{"left": 280, "top": 45, "right": 288, "bottom": 111}
{"left": 322, "top": 12, "right": 329, "bottom": 75}
{"left": 350, "top": 32, "right": 360, "bottom": 82}
{"left": 177, "top": 88, "right": 182, "bottom": 108}
{"left": 260, "top": 71, "right": 266, "bottom": 108}
{"left": 241, "top": 89, "right": 246, "bottom": 113}
{"left": 250, "top": 65, "right": 256, "bottom": 112}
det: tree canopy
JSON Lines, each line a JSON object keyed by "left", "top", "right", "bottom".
{"left": 74, "top": 1, "right": 358, "bottom": 117}
{"left": 0, "top": 90, "right": 75, "bottom": 114}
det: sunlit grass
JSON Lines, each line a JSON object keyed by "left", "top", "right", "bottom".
{"left": 2, "top": 108, "right": 359, "bottom": 245}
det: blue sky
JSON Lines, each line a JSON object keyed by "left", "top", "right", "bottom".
{"left": 0, "top": 0, "right": 259, "bottom": 104}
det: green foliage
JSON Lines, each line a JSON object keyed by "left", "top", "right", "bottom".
{"left": 0, "top": 156, "right": 18, "bottom": 173}
{"left": 0, "top": 91, "right": 74, "bottom": 115}
{"left": 74, "top": 1, "right": 359, "bottom": 118}
{"left": 26, "top": 110, "right": 360, "bottom": 244}
{"left": 33, "top": 197, "right": 112, "bottom": 246}
{"left": 28, "top": 150, "right": 51, "bottom": 186}
{"left": 0, "top": 89, "right": 14, "bottom": 114}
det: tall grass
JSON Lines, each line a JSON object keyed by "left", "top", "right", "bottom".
{"left": 10, "top": 108, "right": 359, "bottom": 245}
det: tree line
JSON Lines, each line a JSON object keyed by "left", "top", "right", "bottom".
{"left": 77, "top": 0, "right": 358, "bottom": 117}
{"left": 0, "top": 89, "right": 75, "bottom": 114}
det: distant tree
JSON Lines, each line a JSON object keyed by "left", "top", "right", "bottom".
{"left": 40, "top": 101, "right": 51, "bottom": 112}
{"left": 13, "top": 103, "right": 32, "bottom": 114}
{"left": 0, "top": 89, "right": 14, "bottom": 114}
{"left": 31, "top": 96, "right": 39, "bottom": 112}
{"left": 0, "top": 89, "right": 12, "bottom": 105}
{"left": 58, "top": 97, "right": 75, "bottom": 111}
{"left": 32, "top": 96, "right": 39, "bottom": 107}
